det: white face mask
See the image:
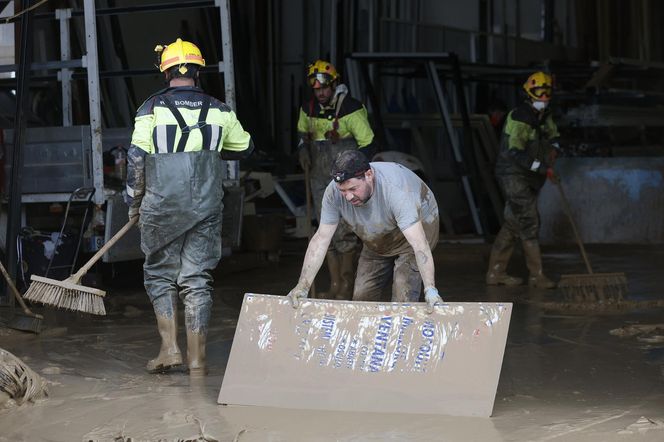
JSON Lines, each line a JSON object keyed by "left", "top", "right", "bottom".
{"left": 532, "top": 101, "right": 548, "bottom": 111}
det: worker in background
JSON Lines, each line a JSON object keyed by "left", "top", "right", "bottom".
{"left": 287, "top": 150, "right": 443, "bottom": 313}
{"left": 297, "top": 60, "right": 377, "bottom": 301}
{"left": 486, "top": 71, "right": 559, "bottom": 289}
{"left": 126, "top": 38, "right": 253, "bottom": 376}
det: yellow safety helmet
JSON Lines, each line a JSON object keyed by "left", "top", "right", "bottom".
{"left": 306, "top": 59, "right": 339, "bottom": 89}
{"left": 154, "top": 38, "right": 205, "bottom": 74}
{"left": 523, "top": 71, "right": 553, "bottom": 102}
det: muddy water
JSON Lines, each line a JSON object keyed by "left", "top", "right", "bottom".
{"left": 0, "top": 243, "right": 663, "bottom": 441}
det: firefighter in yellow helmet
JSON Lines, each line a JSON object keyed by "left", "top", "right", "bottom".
{"left": 297, "top": 59, "right": 377, "bottom": 301}
{"left": 486, "top": 71, "right": 560, "bottom": 289}
{"left": 126, "top": 38, "right": 253, "bottom": 376}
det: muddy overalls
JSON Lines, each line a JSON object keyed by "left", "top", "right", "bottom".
{"left": 126, "top": 86, "right": 253, "bottom": 373}
{"left": 488, "top": 101, "right": 559, "bottom": 288}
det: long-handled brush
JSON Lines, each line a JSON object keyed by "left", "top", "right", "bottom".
{"left": 552, "top": 177, "right": 627, "bottom": 302}
{"left": 23, "top": 217, "right": 138, "bottom": 315}
{"left": 0, "top": 260, "right": 43, "bottom": 333}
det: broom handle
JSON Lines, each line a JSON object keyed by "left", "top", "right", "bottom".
{"left": 72, "top": 217, "right": 138, "bottom": 280}
{"left": 0, "top": 259, "right": 35, "bottom": 315}
{"left": 553, "top": 178, "right": 594, "bottom": 274}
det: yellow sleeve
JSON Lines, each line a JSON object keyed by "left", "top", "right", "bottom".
{"left": 504, "top": 117, "right": 531, "bottom": 151}
{"left": 297, "top": 108, "right": 310, "bottom": 136}
{"left": 221, "top": 110, "right": 251, "bottom": 152}
{"left": 130, "top": 114, "right": 155, "bottom": 154}
{"left": 344, "top": 107, "right": 374, "bottom": 148}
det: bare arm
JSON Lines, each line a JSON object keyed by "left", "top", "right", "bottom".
{"left": 293, "top": 222, "right": 338, "bottom": 292}
{"left": 401, "top": 221, "right": 435, "bottom": 290}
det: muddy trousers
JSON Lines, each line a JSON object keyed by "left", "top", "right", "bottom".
{"left": 352, "top": 246, "right": 423, "bottom": 303}
{"left": 497, "top": 173, "right": 545, "bottom": 242}
{"left": 493, "top": 173, "right": 555, "bottom": 288}
{"left": 143, "top": 215, "right": 222, "bottom": 335}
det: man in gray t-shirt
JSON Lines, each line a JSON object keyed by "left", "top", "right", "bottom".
{"left": 287, "top": 150, "right": 443, "bottom": 313}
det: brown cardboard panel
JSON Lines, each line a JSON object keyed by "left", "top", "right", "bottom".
{"left": 218, "top": 295, "right": 512, "bottom": 417}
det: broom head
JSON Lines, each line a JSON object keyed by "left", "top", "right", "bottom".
{"left": 23, "top": 275, "right": 107, "bottom": 316}
{"left": 558, "top": 272, "right": 627, "bottom": 303}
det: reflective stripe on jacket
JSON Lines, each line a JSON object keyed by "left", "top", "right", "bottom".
{"left": 297, "top": 94, "right": 374, "bottom": 148}
{"left": 131, "top": 86, "right": 251, "bottom": 155}
{"left": 126, "top": 86, "right": 252, "bottom": 212}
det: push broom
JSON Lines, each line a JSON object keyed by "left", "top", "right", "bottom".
{"left": 23, "top": 217, "right": 138, "bottom": 315}
{"left": 552, "top": 175, "right": 627, "bottom": 302}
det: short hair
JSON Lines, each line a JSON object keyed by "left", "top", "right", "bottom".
{"left": 165, "top": 64, "right": 200, "bottom": 80}
{"left": 330, "top": 150, "right": 370, "bottom": 183}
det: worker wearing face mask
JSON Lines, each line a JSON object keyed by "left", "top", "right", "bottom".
{"left": 486, "top": 71, "right": 560, "bottom": 289}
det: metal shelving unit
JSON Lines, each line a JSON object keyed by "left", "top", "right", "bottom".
{"left": 1, "top": 0, "right": 239, "bottom": 279}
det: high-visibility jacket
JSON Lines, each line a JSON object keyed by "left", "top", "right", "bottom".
{"left": 131, "top": 86, "right": 252, "bottom": 156}
{"left": 297, "top": 91, "right": 375, "bottom": 152}
{"left": 495, "top": 101, "right": 559, "bottom": 176}
{"left": 126, "top": 86, "right": 253, "bottom": 252}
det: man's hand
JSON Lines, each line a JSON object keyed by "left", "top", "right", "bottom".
{"left": 128, "top": 206, "right": 139, "bottom": 222}
{"left": 287, "top": 286, "right": 309, "bottom": 309}
{"left": 423, "top": 286, "right": 443, "bottom": 314}
{"left": 298, "top": 147, "right": 311, "bottom": 170}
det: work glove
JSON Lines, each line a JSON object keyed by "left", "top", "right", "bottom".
{"left": 546, "top": 167, "right": 559, "bottom": 183}
{"left": 287, "top": 286, "right": 309, "bottom": 309}
{"left": 298, "top": 146, "right": 311, "bottom": 171}
{"left": 128, "top": 206, "right": 140, "bottom": 222}
{"left": 423, "top": 286, "right": 443, "bottom": 314}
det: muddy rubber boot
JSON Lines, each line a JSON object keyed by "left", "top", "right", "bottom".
{"left": 486, "top": 228, "right": 523, "bottom": 286}
{"left": 522, "top": 239, "right": 556, "bottom": 289}
{"left": 146, "top": 314, "right": 183, "bottom": 373}
{"left": 186, "top": 329, "right": 208, "bottom": 377}
{"left": 336, "top": 251, "right": 356, "bottom": 300}
{"left": 318, "top": 252, "right": 341, "bottom": 299}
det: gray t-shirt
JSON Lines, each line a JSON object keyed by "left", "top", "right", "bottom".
{"left": 320, "top": 162, "right": 439, "bottom": 256}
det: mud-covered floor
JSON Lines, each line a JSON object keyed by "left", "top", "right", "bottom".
{"left": 1, "top": 240, "right": 663, "bottom": 441}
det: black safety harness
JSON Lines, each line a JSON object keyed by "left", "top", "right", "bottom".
{"left": 160, "top": 94, "right": 211, "bottom": 152}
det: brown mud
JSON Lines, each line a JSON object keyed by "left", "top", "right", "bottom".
{"left": 0, "top": 242, "right": 662, "bottom": 441}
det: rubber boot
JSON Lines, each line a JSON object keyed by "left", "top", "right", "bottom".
{"left": 522, "top": 239, "right": 556, "bottom": 289}
{"left": 146, "top": 314, "right": 183, "bottom": 373}
{"left": 336, "top": 251, "right": 356, "bottom": 300}
{"left": 186, "top": 329, "right": 208, "bottom": 376}
{"left": 486, "top": 228, "right": 523, "bottom": 286}
{"left": 318, "top": 252, "right": 341, "bottom": 299}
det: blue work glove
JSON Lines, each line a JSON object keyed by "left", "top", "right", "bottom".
{"left": 424, "top": 287, "right": 443, "bottom": 314}
{"left": 287, "top": 286, "right": 309, "bottom": 309}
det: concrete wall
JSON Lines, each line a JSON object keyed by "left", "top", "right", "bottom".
{"left": 539, "top": 158, "right": 664, "bottom": 244}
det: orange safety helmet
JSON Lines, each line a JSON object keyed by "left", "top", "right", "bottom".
{"left": 155, "top": 38, "right": 205, "bottom": 75}
{"left": 306, "top": 59, "right": 339, "bottom": 89}
{"left": 523, "top": 71, "right": 553, "bottom": 102}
